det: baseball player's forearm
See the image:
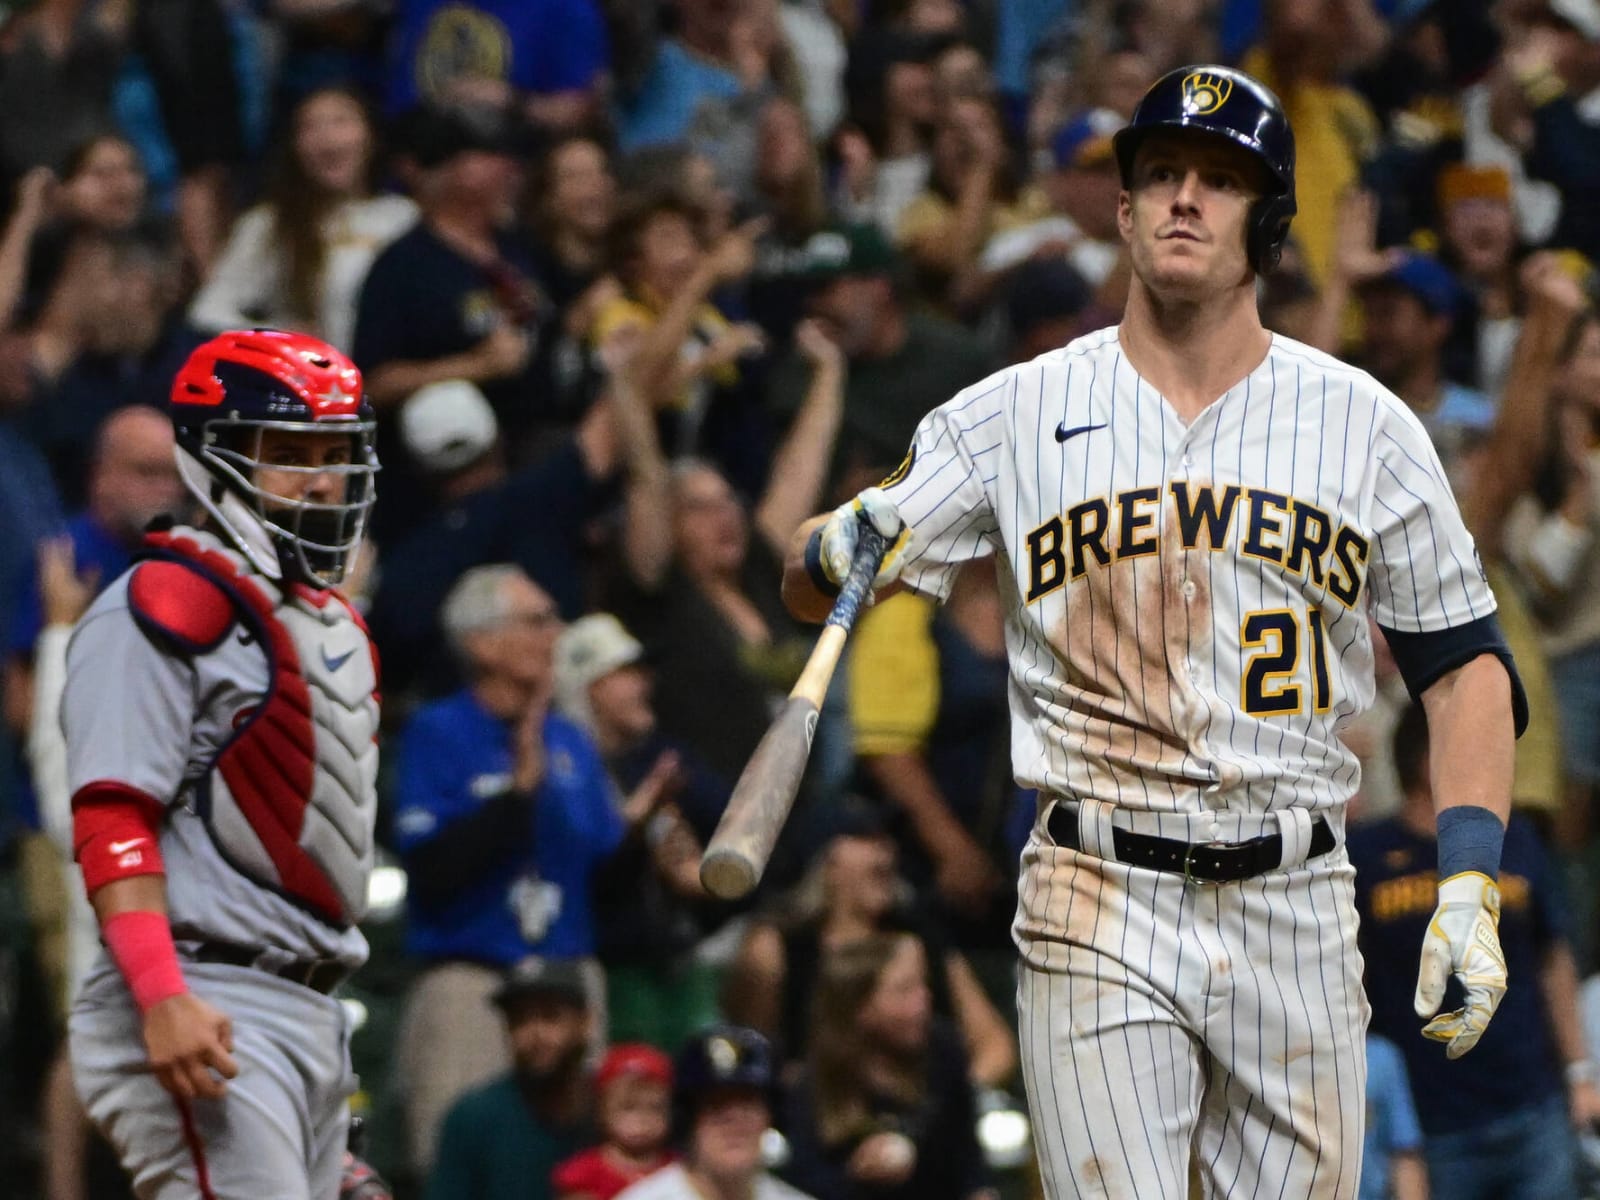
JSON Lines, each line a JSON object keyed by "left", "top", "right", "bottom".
{"left": 782, "top": 515, "right": 840, "bottom": 623}
{"left": 1420, "top": 653, "right": 1514, "bottom": 828}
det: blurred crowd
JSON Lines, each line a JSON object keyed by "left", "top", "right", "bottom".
{"left": 1, "top": 0, "right": 1600, "bottom": 1197}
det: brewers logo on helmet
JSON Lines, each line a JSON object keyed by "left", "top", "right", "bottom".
{"left": 1112, "top": 63, "right": 1297, "bottom": 272}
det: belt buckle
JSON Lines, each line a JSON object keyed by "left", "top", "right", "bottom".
{"left": 1182, "top": 839, "right": 1232, "bottom": 885}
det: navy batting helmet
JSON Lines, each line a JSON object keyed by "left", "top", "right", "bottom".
{"left": 673, "top": 1025, "right": 774, "bottom": 1138}
{"left": 1112, "top": 65, "right": 1297, "bottom": 273}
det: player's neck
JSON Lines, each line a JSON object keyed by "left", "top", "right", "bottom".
{"left": 1118, "top": 283, "right": 1271, "bottom": 424}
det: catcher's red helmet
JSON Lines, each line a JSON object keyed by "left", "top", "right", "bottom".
{"left": 171, "top": 329, "right": 377, "bottom": 587}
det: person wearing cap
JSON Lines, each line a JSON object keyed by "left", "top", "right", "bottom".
{"left": 615, "top": 1025, "right": 816, "bottom": 1200}
{"left": 974, "top": 108, "right": 1126, "bottom": 298}
{"left": 1358, "top": 251, "right": 1497, "bottom": 476}
{"left": 1003, "top": 257, "right": 1104, "bottom": 365}
{"left": 765, "top": 221, "right": 995, "bottom": 502}
{"left": 1436, "top": 163, "right": 1523, "bottom": 397}
{"left": 554, "top": 612, "right": 733, "bottom": 1052}
{"left": 428, "top": 956, "right": 598, "bottom": 1200}
{"left": 367, "top": 356, "right": 659, "bottom": 698}
{"left": 392, "top": 565, "right": 681, "bottom": 1176}
{"left": 351, "top": 103, "right": 550, "bottom": 542}
{"left": 553, "top": 1044, "right": 677, "bottom": 1200}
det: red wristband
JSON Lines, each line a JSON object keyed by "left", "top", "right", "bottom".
{"left": 102, "top": 910, "right": 187, "bottom": 1013}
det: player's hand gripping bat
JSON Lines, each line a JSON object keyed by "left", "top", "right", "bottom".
{"left": 698, "top": 523, "right": 890, "bottom": 900}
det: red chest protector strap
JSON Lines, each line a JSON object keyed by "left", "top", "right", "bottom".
{"left": 137, "top": 531, "right": 348, "bottom": 926}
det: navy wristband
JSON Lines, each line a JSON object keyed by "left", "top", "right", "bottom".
{"left": 1436, "top": 805, "right": 1505, "bottom": 880}
{"left": 803, "top": 527, "right": 841, "bottom": 599}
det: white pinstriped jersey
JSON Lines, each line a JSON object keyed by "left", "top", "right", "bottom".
{"left": 883, "top": 327, "right": 1496, "bottom": 818}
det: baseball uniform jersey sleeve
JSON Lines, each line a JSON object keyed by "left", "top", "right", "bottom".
{"left": 63, "top": 577, "right": 199, "bottom": 808}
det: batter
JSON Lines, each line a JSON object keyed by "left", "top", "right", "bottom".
{"left": 784, "top": 66, "right": 1524, "bottom": 1199}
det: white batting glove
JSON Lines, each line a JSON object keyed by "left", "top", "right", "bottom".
{"left": 817, "top": 487, "right": 909, "bottom": 588}
{"left": 1414, "top": 871, "right": 1508, "bottom": 1059}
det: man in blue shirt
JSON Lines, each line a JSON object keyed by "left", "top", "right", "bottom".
{"left": 1351, "top": 700, "right": 1600, "bottom": 1199}
{"left": 393, "top": 564, "right": 650, "bottom": 1177}
{"left": 386, "top": 0, "right": 609, "bottom": 132}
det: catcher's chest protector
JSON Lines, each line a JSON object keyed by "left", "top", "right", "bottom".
{"left": 147, "top": 530, "right": 380, "bottom": 927}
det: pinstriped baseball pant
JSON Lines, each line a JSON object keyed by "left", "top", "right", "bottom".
{"left": 1016, "top": 824, "right": 1370, "bottom": 1199}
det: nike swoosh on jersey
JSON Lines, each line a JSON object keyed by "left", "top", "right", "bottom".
{"left": 107, "top": 838, "right": 146, "bottom": 854}
{"left": 1055, "top": 422, "right": 1106, "bottom": 443}
{"left": 321, "top": 645, "right": 358, "bottom": 672}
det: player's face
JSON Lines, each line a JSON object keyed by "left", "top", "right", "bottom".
{"left": 601, "top": 1077, "right": 670, "bottom": 1156}
{"left": 857, "top": 936, "right": 932, "bottom": 1053}
{"left": 690, "top": 1089, "right": 769, "bottom": 1179}
{"left": 251, "top": 428, "right": 355, "bottom": 509}
{"left": 1119, "top": 132, "right": 1262, "bottom": 300}
{"left": 506, "top": 995, "right": 591, "bottom": 1081}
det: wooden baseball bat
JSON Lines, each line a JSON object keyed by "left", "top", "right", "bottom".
{"left": 699, "top": 524, "right": 891, "bottom": 900}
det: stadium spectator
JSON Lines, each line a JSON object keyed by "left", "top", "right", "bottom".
{"left": 618, "top": 0, "right": 795, "bottom": 173}
{"left": 392, "top": 565, "right": 676, "bottom": 1173}
{"left": 552, "top": 1043, "right": 677, "bottom": 1200}
{"left": 606, "top": 308, "right": 841, "bottom": 782}
{"left": 591, "top": 193, "right": 766, "bottom": 456}
{"left": 18, "top": 229, "right": 196, "bottom": 504}
{"left": 765, "top": 223, "right": 995, "bottom": 500}
{"left": 353, "top": 103, "right": 548, "bottom": 539}
{"left": 0, "top": 0, "right": 125, "bottom": 183}
{"left": 849, "top": 558, "right": 1015, "bottom": 948}
{"left": 1356, "top": 251, "right": 1495, "bottom": 475}
{"left": 615, "top": 1025, "right": 814, "bottom": 1200}
{"left": 835, "top": 29, "right": 941, "bottom": 235}
{"left": 427, "top": 956, "right": 598, "bottom": 1200}
{"left": 386, "top": 0, "right": 611, "bottom": 134}
{"left": 554, "top": 612, "right": 732, "bottom": 1052}
{"left": 779, "top": 932, "right": 995, "bottom": 1200}
{"left": 896, "top": 92, "right": 1045, "bottom": 310}
{"left": 724, "top": 803, "right": 1016, "bottom": 1087}
{"left": 54, "top": 134, "right": 147, "bottom": 235}
{"left": 748, "top": 96, "right": 833, "bottom": 342}
{"left": 1350, "top": 701, "right": 1600, "bottom": 1199}
{"left": 367, "top": 345, "right": 661, "bottom": 695}
{"left": 190, "top": 87, "right": 417, "bottom": 353}
{"left": 1436, "top": 163, "right": 1522, "bottom": 397}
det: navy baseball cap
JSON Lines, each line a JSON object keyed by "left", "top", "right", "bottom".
{"left": 492, "top": 956, "right": 589, "bottom": 1010}
{"left": 1363, "top": 252, "right": 1463, "bottom": 316}
{"left": 1051, "top": 109, "right": 1122, "bottom": 171}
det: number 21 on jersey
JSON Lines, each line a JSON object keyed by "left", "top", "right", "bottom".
{"left": 1241, "top": 605, "right": 1331, "bottom": 716}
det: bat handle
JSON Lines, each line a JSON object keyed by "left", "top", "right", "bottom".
{"left": 826, "top": 525, "right": 890, "bottom": 633}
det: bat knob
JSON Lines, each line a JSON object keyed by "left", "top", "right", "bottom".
{"left": 700, "top": 849, "right": 758, "bottom": 901}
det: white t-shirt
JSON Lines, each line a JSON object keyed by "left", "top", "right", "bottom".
{"left": 615, "top": 1163, "right": 816, "bottom": 1200}
{"left": 190, "top": 194, "right": 418, "bottom": 353}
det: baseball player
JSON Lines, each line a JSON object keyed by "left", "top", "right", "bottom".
{"left": 62, "top": 329, "right": 382, "bottom": 1199}
{"left": 783, "top": 66, "right": 1526, "bottom": 1198}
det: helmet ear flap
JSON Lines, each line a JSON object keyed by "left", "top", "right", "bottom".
{"left": 1248, "top": 194, "right": 1296, "bottom": 274}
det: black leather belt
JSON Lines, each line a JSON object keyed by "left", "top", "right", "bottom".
{"left": 1047, "top": 805, "right": 1336, "bottom": 882}
{"left": 192, "top": 941, "right": 347, "bottom": 995}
